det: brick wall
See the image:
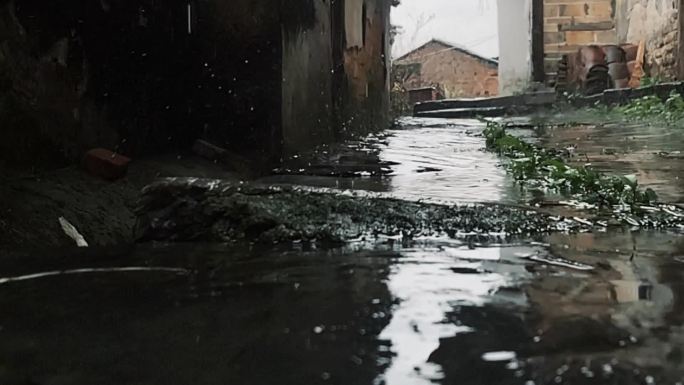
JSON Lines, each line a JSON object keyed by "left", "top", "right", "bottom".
{"left": 542, "top": 0, "right": 681, "bottom": 82}
{"left": 394, "top": 40, "right": 499, "bottom": 98}
{"left": 543, "top": 0, "right": 618, "bottom": 81}
{"left": 615, "top": 0, "right": 679, "bottom": 79}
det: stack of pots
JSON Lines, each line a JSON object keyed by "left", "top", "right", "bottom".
{"left": 577, "top": 45, "right": 611, "bottom": 95}
{"left": 603, "top": 45, "right": 629, "bottom": 89}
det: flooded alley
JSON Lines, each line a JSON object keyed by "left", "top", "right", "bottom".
{"left": 3, "top": 0, "right": 684, "bottom": 384}
{"left": 2, "top": 116, "right": 684, "bottom": 385}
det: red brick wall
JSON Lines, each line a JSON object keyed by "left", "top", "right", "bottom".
{"left": 543, "top": 0, "right": 618, "bottom": 79}
{"left": 394, "top": 41, "right": 499, "bottom": 98}
{"left": 543, "top": 0, "right": 681, "bottom": 81}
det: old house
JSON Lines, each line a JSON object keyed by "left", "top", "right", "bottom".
{"left": 497, "top": 0, "right": 683, "bottom": 94}
{"left": 393, "top": 39, "right": 499, "bottom": 99}
{"left": 0, "top": 0, "right": 393, "bottom": 168}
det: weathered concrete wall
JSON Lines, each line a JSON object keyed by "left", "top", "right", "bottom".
{"left": 0, "top": 0, "right": 392, "bottom": 168}
{"left": 281, "top": 0, "right": 392, "bottom": 153}
{"left": 338, "top": 0, "right": 391, "bottom": 137}
{"left": 0, "top": 0, "right": 282, "bottom": 168}
{"left": 498, "top": 0, "right": 533, "bottom": 95}
{"left": 281, "top": 0, "right": 334, "bottom": 153}
{"left": 615, "top": 0, "right": 679, "bottom": 79}
{"left": 394, "top": 41, "right": 499, "bottom": 98}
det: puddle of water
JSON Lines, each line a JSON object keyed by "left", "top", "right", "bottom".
{"left": 376, "top": 244, "right": 537, "bottom": 385}
{"left": 3, "top": 116, "right": 684, "bottom": 384}
{"left": 539, "top": 122, "right": 684, "bottom": 203}
{"left": 379, "top": 120, "right": 515, "bottom": 204}
{"left": 260, "top": 117, "right": 521, "bottom": 204}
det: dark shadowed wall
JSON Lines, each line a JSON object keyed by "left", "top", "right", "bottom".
{"left": 0, "top": 0, "right": 281, "bottom": 167}
{"left": 0, "top": 0, "right": 391, "bottom": 168}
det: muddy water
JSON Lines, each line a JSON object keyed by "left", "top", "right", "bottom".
{"left": 1, "top": 117, "right": 684, "bottom": 385}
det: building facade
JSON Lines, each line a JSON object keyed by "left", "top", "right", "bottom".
{"left": 393, "top": 39, "right": 499, "bottom": 99}
{"left": 497, "top": 0, "right": 683, "bottom": 94}
{"left": 0, "top": 0, "right": 392, "bottom": 168}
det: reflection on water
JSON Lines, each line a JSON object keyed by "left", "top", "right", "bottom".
{"left": 538, "top": 121, "right": 684, "bottom": 203}
{"left": 2, "top": 115, "right": 684, "bottom": 383}
{"left": 380, "top": 118, "right": 516, "bottom": 203}
{"left": 612, "top": 280, "right": 653, "bottom": 302}
{"left": 376, "top": 244, "right": 537, "bottom": 385}
{"left": 260, "top": 117, "right": 520, "bottom": 204}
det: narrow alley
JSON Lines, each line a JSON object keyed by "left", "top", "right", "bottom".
{"left": 1, "top": 1, "right": 684, "bottom": 385}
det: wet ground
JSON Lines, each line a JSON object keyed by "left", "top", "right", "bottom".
{"left": 536, "top": 119, "right": 684, "bottom": 204}
{"left": 2, "top": 117, "right": 684, "bottom": 385}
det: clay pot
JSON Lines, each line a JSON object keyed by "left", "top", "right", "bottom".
{"left": 579, "top": 45, "right": 606, "bottom": 67}
{"left": 584, "top": 64, "right": 611, "bottom": 95}
{"left": 613, "top": 78, "right": 630, "bottom": 89}
{"left": 608, "top": 62, "right": 630, "bottom": 81}
{"left": 603, "top": 45, "right": 626, "bottom": 64}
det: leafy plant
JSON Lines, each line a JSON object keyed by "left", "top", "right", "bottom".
{"left": 482, "top": 121, "right": 659, "bottom": 210}
{"left": 616, "top": 91, "right": 684, "bottom": 124}
{"left": 640, "top": 76, "right": 663, "bottom": 87}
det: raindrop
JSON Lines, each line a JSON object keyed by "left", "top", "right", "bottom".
{"left": 602, "top": 364, "right": 613, "bottom": 375}
{"left": 482, "top": 351, "right": 516, "bottom": 362}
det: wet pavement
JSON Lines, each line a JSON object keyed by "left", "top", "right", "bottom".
{"left": 2, "top": 117, "right": 684, "bottom": 385}
{"left": 263, "top": 117, "right": 521, "bottom": 204}
{"left": 536, "top": 120, "right": 684, "bottom": 204}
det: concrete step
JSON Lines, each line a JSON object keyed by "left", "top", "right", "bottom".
{"left": 413, "top": 91, "right": 556, "bottom": 117}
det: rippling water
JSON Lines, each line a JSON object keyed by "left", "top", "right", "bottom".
{"left": 376, "top": 244, "right": 535, "bottom": 385}
{"left": 260, "top": 117, "right": 520, "bottom": 204}
{"left": 1, "top": 116, "right": 684, "bottom": 384}
{"left": 380, "top": 118, "right": 517, "bottom": 203}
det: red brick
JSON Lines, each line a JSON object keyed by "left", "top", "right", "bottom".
{"left": 83, "top": 148, "right": 131, "bottom": 181}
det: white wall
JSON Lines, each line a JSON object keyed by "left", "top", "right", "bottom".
{"left": 497, "top": 0, "right": 532, "bottom": 95}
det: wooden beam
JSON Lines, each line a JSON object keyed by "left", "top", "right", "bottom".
{"left": 679, "top": 0, "right": 684, "bottom": 80}
{"left": 531, "top": 0, "right": 545, "bottom": 83}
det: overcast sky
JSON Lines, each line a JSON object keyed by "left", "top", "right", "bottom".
{"left": 391, "top": 0, "right": 499, "bottom": 59}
